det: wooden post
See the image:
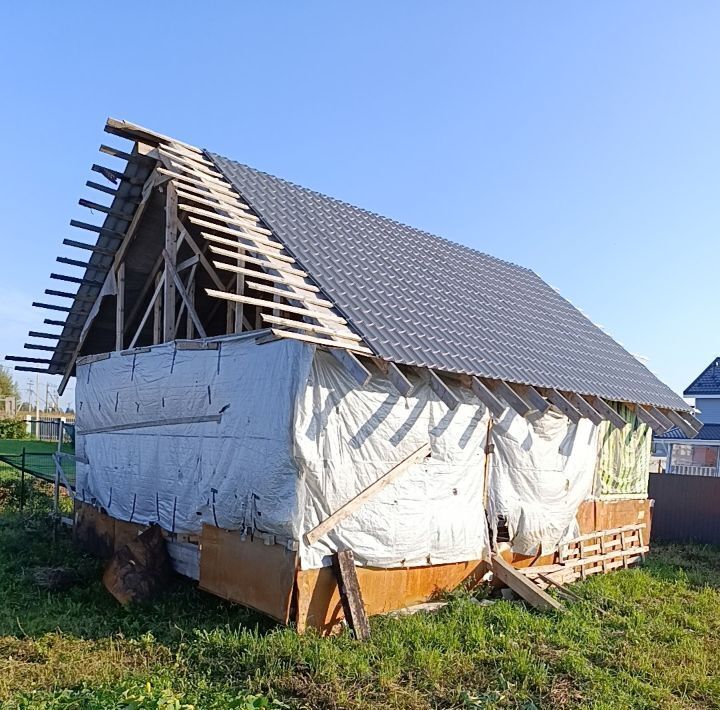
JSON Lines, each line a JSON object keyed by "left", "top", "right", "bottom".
{"left": 53, "top": 417, "right": 62, "bottom": 516}
{"left": 332, "top": 548, "right": 371, "bottom": 640}
{"left": 234, "top": 257, "right": 245, "bottom": 333}
{"left": 115, "top": 262, "right": 125, "bottom": 351}
{"left": 153, "top": 272, "right": 162, "bottom": 344}
{"left": 163, "top": 183, "right": 178, "bottom": 341}
{"left": 19, "top": 446, "right": 26, "bottom": 512}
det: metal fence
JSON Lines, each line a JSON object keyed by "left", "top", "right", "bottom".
{"left": 648, "top": 473, "right": 720, "bottom": 545}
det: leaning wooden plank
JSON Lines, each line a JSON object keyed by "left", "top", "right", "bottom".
{"left": 664, "top": 409, "right": 699, "bottom": 438}
{"left": 213, "top": 261, "right": 319, "bottom": 292}
{"left": 677, "top": 410, "right": 703, "bottom": 435}
{"left": 304, "top": 443, "right": 432, "bottom": 546}
{"left": 206, "top": 289, "right": 346, "bottom": 325}
{"left": 633, "top": 405, "right": 667, "bottom": 432}
{"left": 566, "top": 392, "right": 604, "bottom": 425}
{"left": 469, "top": 377, "right": 505, "bottom": 418}
{"left": 79, "top": 414, "right": 222, "bottom": 435}
{"left": 262, "top": 328, "right": 373, "bottom": 355}
{"left": 491, "top": 554, "right": 563, "bottom": 612}
{"left": 191, "top": 215, "right": 278, "bottom": 246}
{"left": 510, "top": 383, "right": 550, "bottom": 413}
{"left": 428, "top": 370, "right": 460, "bottom": 410}
{"left": 247, "top": 280, "right": 333, "bottom": 308}
{"left": 330, "top": 349, "right": 372, "bottom": 386}
{"left": 545, "top": 389, "right": 582, "bottom": 423}
{"left": 386, "top": 362, "right": 413, "bottom": 397}
{"left": 483, "top": 379, "right": 531, "bottom": 417}
{"left": 162, "top": 249, "right": 208, "bottom": 339}
{"left": 208, "top": 244, "right": 308, "bottom": 278}
{"left": 582, "top": 396, "right": 627, "bottom": 430}
{"left": 199, "top": 230, "right": 293, "bottom": 263}
{"left": 261, "top": 314, "right": 363, "bottom": 341}
{"left": 647, "top": 406, "right": 675, "bottom": 433}
{"left": 332, "top": 549, "right": 371, "bottom": 640}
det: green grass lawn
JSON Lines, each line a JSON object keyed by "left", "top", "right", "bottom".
{"left": 0, "top": 464, "right": 718, "bottom": 708}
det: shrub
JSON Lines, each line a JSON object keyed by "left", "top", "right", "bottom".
{"left": 0, "top": 418, "right": 26, "bottom": 439}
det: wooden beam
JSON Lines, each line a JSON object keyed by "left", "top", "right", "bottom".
{"left": 206, "top": 289, "right": 346, "bottom": 324}
{"left": 56, "top": 256, "right": 90, "bottom": 269}
{"left": 469, "top": 377, "right": 505, "bottom": 418}
{"left": 78, "top": 198, "right": 133, "bottom": 221}
{"left": 665, "top": 409, "right": 700, "bottom": 438}
{"left": 179, "top": 227, "right": 226, "bottom": 292}
{"left": 209, "top": 243, "right": 308, "bottom": 278}
{"left": 329, "top": 349, "right": 372, "bottom": 386}
{"left": 483, "top": 379, "right": 531, "bottom": 417}
{"left": 99, "top": 144, "right": 139, "bottom": 163}
{"left": 491, "top": 554, "right": 563, "bottom": 612}
{"left": 62, "top": 238, "right": 115, "bottom": 256}
{"left": 678, "top": 409, "right": 703, "bottom": 434}
{"left": 647, "top": 407, "right": 675, "bottom": 432}
{"left": 163, "top": 248, "right": 207, "bottom": 339}
{"left": 5, "top": 356, "right": 52, "bottom": 364}
{"left": 260, "top": 328, "right": 372, "bottom": 354}
{"left": 91, "top": 163, "right": 143, "bottom": 185}
{"left": 332, "top": 549, "right": 371, "bottom": 641}
{"left": 33, "top": 302, "right": 71, "bottom": 312}
{"left": 304, "top": 443, "right": 431, "bottom": 546}
{"left": 261, "top": 314, "right": 362, "bottom": 341}
{"left": 104, "top": 118, "right": 204, "bottom": 155}
{"left": 565, "top": 392, "right": 604, "bottom": 425}
{"left": 511, "top": 383, "right": 550, "bottom": 413}
{"left": 155, "top": 167, "right": 239, "bottom": 200}
{"left": 13, "top": 366, "right": 51, "bottom": 373}
{"left": 172, "top": 179, "right": 250, "bottom": 211}
{"left": 24, "top": 343, "right": 57, "bottom": 351}
{"left": 181, "top": 203, "right": 272, "bottom": 237}
{"left": 545, "top": 389, "right": 582, "bottom": 423}
{"left": 428, "top": 370, "right": 460, "bottom": 410}
{"left": 28, "top": 331, "right": 73, "bottom": 342}
{"left": 115, "top": 262, "right": 125, "bottom": 351}
{"left": 45, "top": 289, "right": 94, "bottom": 303}
{"left": 214, "top": 261, "right": 319, "bottom": 292}
{"left": 386, "top": 362, "right": 413, "bottom": 397}
{"left": 85, "top": 180, "right": 120, "bottom": 197}
{"left": 43, "top": 319, "right": 66, "bottom": 327}
{"left": 69, "top": 219, "right": 125, "bottom": 239}
{"left": 163, "top": 183, "right": 178, "bottom": 341}
{"left": 176, "top": 187, "right": 254, "bottom": 218}
{"left": 129, "top": 273, "right": 165, "bottom": 350}
{"left": 583, "top": 396, "right": 627, "bottom": 430}
{"left": 634, "top": 405, "right": 670, "bottom": 433}
{"left": 50, "top": 273, "right": 103, "bottom": 286}
{"left": 247, "top": 280, "right": 332, "bottom": 308}
{"left": 199, "top": 229, "right": 292, "bottom": 263}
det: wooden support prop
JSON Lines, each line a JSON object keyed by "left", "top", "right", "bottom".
{"left": 5, "top": 356, "right": 52, "bottom": 364}
{"left": 162, "top": 249, "right": 207, "bottom": 339}
{"left": 469, "top": 376, "right": 505, "bottom": 418}
{"left": 566, "top": 393, "right": 604, "bottom": 425}
{"left": 428, "top": 370, "right": 460, "bottom": 410}
{"left": 483, "top": 379, "right": 531, "bottom": 417}
{"left": 583, "top": 396, "right": 627, "bottom": 430}
{"left": 69, "top": 219, "right": 125, "bottom": 239}
{"left": 33, "top": 302, "right": 71, "bottom": 312}
{"left": 206, "top": 289, "right": 346, "bottom": 325}
{"left": 115, "top": 262, "right": 125, "bottom": 351}
{"left": 491, "top": 554, "right": 563, "bottom": 612}
{"left": 647, "top": 407, "right": 675, "bottom": 433}
{"left": 62, "top": 239, "right": 115, "bottom": 256}
{"left": 545, "top": 389, "right": 582, "bottom": 423}
{"left": 56, "top": 256, "right": 90, "bottom": 269}
{"left": 332, "top": 549, "right": 371, "bottom": 640}
{"left": 209, "top": 243, "right": 308, "bottom": 278}
{"left": 78, "top": 198, "right": 133, "bottom": 221}
{"left": 163, "top": 183, "right": 178, "bottom": 341}
{"left": 130, "top": 274, "right": 165, "bottom": 350}
{"left": 329, "top": 349, "right": 372, "bottom": 386}
{"left": 511, "top": 383, "right": 550, "bottom": 413}
{"left": 24, "top": 343, "right": 57, "bottom": 351}
{"left": 664, "top": 409, "right": 699, "bottom": 438}
{"left": 261, "top": 314, "right": 362, "bottom": 341}
{"left": 176, "top": 254, "right": 200, "bottom": 272}
{"left": 304, "top": 443, "right": 431, "bottom": 546}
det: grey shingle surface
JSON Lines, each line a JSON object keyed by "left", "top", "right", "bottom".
{"left": 655, "top": 424, "right": 720, "bottom": 441}
{"left": 209, "top": 152, "right": 687, "bottom": 411}
{"left": 684, "top": 357, "right": 720, "bottom": 396}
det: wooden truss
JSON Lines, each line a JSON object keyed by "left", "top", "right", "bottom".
{"left": 7, "top": 118, "right": 702, "bottom": 438}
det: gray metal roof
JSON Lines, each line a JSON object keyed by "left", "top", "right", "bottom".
{"left": 209, "top": 153, "right": 687, "bottom": 411}
{"left": 684, "top": 357, "right": 720, "bottom": 396}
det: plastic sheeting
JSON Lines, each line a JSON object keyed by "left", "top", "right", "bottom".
{"left": 295, "top": 351, "right": 491, "bottom": 569}
{"left": 75, "top": 334, "right": 313, "bottom": 539}
{"left": 486, "top": 408, "right": 599, "bottom": 556}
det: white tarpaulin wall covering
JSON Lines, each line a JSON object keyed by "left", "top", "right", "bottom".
{"left": 295, "top": 351, "right": 491, "bottom": 569}
{"left": 75, "top": 335, "right": 313, "bottom": 542}
{"left": 486, "top": 409, "right": 599, "bottom": 556}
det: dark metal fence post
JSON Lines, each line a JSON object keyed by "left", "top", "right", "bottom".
{"left": 20, "top": 446, "right": 26, "bottom": 512}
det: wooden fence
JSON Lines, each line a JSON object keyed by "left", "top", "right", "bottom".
{"left": 648, "top": 473, "right": 720, "bottom": 545}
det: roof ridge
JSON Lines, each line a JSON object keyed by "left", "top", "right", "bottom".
{"left": 207, "top": 152, "right": 535, "bottom": 277}
{"left": 684, "top": 356, "right": 720, "bottom": 396}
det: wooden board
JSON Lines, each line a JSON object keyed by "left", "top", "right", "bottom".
{"left": 199, "top": 525, "right": 297, "bottom": 623}
{"left": 295, "top": 559, "right": 487, "bottom": 634}
{"left": 333, "top": 549, "right": 371, "bottom": 639}
{"left": 491, "top": 554, "right": 563, "bottom": 612}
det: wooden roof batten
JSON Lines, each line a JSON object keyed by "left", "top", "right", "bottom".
{"left": 10, "top": 118, "right": 696, "bottom": 432}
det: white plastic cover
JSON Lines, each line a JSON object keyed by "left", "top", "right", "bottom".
{"left": 486, "top": 408, "right": 599, "bottom": 556}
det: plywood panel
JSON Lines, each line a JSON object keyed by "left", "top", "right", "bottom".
{"left": 199, "top": 525, "right": 297, "bottom": 623}
{"left": 595, "top": 499, "right": 651, "bottom": 538}
{"left": 295, "top": 559, "right": 487, "bottom": 634}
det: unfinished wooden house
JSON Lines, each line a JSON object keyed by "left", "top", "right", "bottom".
{"left": 7, "top": 119, "right": 702, "bottom": 630}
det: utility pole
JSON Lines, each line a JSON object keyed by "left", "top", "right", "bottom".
{"left": 45, "top": 382, "right": 49, "bottom": 413}
{"left": 35, "top": 372, "right": 40, "bottom": 423}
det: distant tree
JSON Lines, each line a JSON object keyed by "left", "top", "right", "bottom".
{"left": 0, "top": 367, "right": 19, "bottom": 401}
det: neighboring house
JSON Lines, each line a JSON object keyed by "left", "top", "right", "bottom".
{"left": 5, "top": 119, "right": 701, "bottom": 630}
{"left": 655, "top": 357, "right": 720, "bottom": 477}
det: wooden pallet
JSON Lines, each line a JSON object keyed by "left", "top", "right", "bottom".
{"left": 520, "top": 524, "right": 648, "bottom": 590}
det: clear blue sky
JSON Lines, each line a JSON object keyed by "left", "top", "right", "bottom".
{"left": 1, "top": 2, "right": 718, "bottom": 407}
